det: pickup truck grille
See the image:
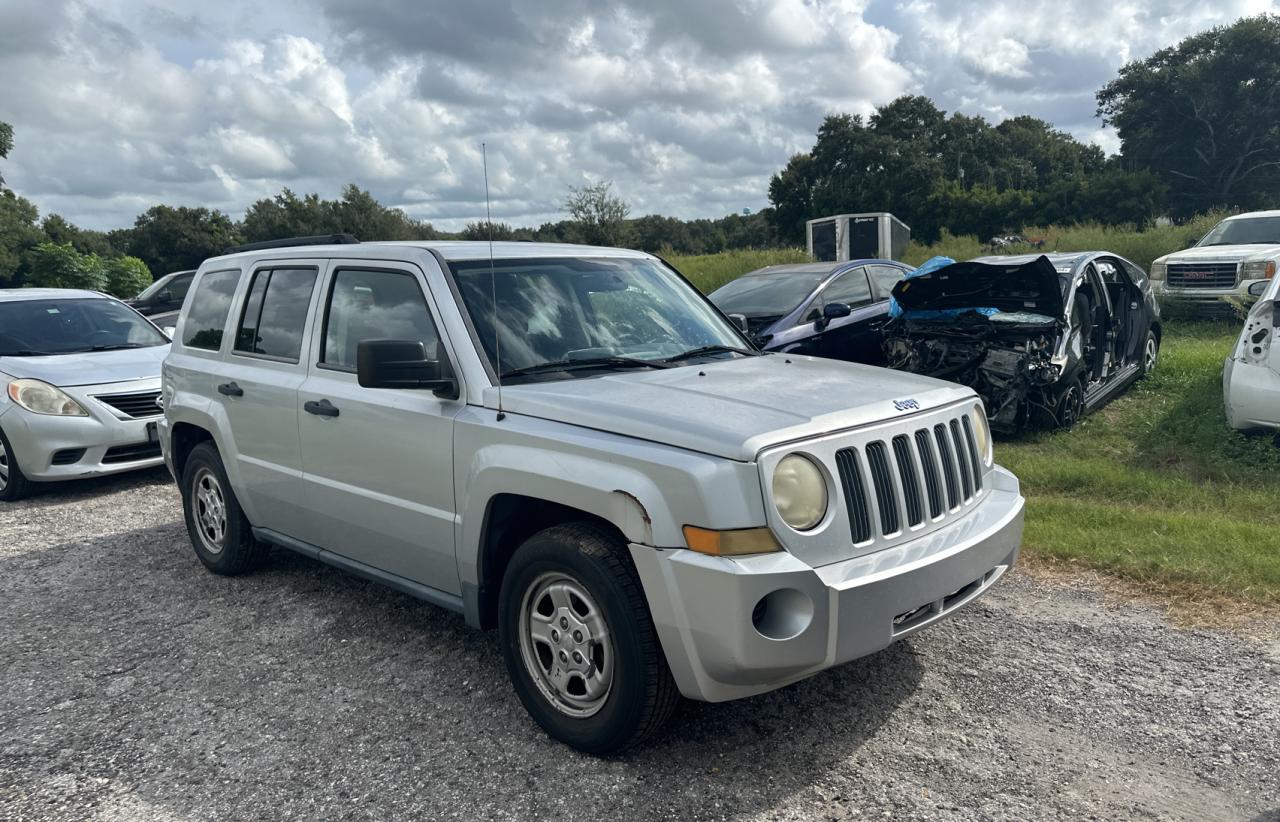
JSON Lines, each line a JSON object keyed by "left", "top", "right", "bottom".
{"left": 834, "top": 409, "right": 984, "bottom": 544}
{"left": 1167, "top": 262, "right": 1238, "bottom": 289}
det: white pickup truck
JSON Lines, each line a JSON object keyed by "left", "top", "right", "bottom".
{"left": 1150, "top": 211, "right": 1280, "bottom": 303}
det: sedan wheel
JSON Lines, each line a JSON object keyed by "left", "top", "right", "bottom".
{"left": 518, "top": 572, "right": 615, "bottom": 718}
{"left": 1057, "top": 380, "right": 1085, "bottom": 430}
{"left": 1141, "top": 331, "right": 1160, "bottom": 376}
{"left": 0, "top": 438, "right": 9, "bottom": 493}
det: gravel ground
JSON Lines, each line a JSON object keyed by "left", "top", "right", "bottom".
{"left": 1, "top": 469, "right": 1278, "bottom": 822}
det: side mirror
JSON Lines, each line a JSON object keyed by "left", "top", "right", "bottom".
{"left": 357, "top": 339, "right": 458, "bottom": 399}
{"left": 824, "top": 302, "right": 853, "bottom": 320}
{"left": 728, "top": 313, "right": 750, "bottom": 334}
{"left": 1248, "top": 281, "right": 1270, "bottom": 297}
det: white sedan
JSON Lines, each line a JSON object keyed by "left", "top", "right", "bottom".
{"left": 1224, "top": 278, "right": 1280, "bottom": 433}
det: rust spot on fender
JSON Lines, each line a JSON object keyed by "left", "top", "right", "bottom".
{"left": 611, "top": 489, "right": 653, "bottom": 544}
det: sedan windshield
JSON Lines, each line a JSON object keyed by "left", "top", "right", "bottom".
{"left": 0, "top": 298, "right": 168, "bottom": 356}
{"left": 1197, "top": 216, "right": 1280, "bottom": 247}
{"left": 708, "top": 270, "right": 827, "bottom": 317}
{"left": 450, "top": 257, "right": 747, "bottom": 380}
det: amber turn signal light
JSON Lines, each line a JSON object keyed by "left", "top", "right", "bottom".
{"left": 682, "top": 525, "right": 781, "bottom": 556}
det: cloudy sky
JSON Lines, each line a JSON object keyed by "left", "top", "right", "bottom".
{"left": 2, "top": 0, "right": 1276, "bottom": 232}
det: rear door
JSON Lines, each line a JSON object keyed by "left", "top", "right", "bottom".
{"left": 220, "top": 261, "right": 322, "bottom": 536}
{"left": 295, "top": 260, "right": 463, "bottom": 592}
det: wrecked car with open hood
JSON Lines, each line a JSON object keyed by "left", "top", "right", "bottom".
{"left": 883, "top": 253, "right": 1162, "bottom": 432}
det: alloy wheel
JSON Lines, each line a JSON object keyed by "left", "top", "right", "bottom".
{"left": 1059, "top": 384, "right": 1084, "bottom": 429}
{"left": 1145, "top": 336, "right": 1159, "bottom": 372}
{"left": 192, "top": 467, "right": 228, "bottom": 555}
{"left": 0, "top": 439, "right": 9, "bottom": 492}
{"left": 518, "top": 572, "right": 615, "bottom": 718}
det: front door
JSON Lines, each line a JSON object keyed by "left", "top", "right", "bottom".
{"left": 813, "top": 266, "right": 883, "bottom": 364}
{"left": 296, "top": 263, "right": 462, "bottom": 592}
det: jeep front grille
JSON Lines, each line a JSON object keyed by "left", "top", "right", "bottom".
{"left": 1167, "top": 262, "right": 1238, "bottom": 289}
{"left": 835, "top": 409, "right": 984, "bottom": 542}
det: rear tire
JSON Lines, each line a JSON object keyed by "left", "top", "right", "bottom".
{"left": 180, "top": 442, "right": 269, "bottom": 575}
{"left": 1139, "top": 329, "right": 1160, "bottom": 377}
{"left": 498, "top": 522, "right": 679, "bottom": 754}
{"left": 0, "top": 427, "right": 33, "bottom": 502}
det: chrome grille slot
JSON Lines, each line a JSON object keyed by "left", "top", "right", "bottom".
{"left": 834, "top": 448, "right": 873, "bottom": 544}
{"left": 1167, "top": 262, "right": 1237, "bottom": 289}
{"left": 892, "top": 435, "right": 924, "bottom": 527}
{"left": 934, "top": 424, "right": 960, "bottom": 509}
{"left": 914, "top": 430, "right": 944, "bottom": 519}
{"left": 95, "top": 390, "right": 162, "bottom": 419}
{"left": 864, "top": 441, "right": 899, "bottom": 535}
{"left": 950, "top": 419, "right": 973, "bottom": 500}
{"left": 962, "top": 415, "right": 983, "bottom": 492}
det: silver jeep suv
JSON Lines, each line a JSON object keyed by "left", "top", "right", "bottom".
{"left": 161, "top": 238, "right": 1024, "bottom": 753}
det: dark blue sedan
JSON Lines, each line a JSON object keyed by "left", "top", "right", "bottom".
{"left": 708, "top": 259, "right": 913, "bottom": 365}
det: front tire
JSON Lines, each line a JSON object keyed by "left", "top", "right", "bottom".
{"left": 498, "top": 522, "right": 679, "bottom": 754}
{"left": 1056, "top": 376, "right": 1087, "bottom": 430}
{"left": 0, "top": 427, "right": 33, "bottom": 502}
{"left": 180, "top": 442, "right": 269, "bottom": 575}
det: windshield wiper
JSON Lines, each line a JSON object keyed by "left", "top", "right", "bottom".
{"left": 662, "top": 344, "right": 757, "bottom": 363}
{"left": 0, "top": 349, "right": 58, "bottom": 357}
{"left": 86, "top": 343, "right": 153, "bottom": 352}
{"left": 502, "top": 356, "right": 672, "bottom": 379}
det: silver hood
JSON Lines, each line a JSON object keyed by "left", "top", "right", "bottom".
{"left": 0, "top": 345, "right": 168, "bottom": 387}
{"left": 1163, "top": 244, "right": 1280, "bottom": 262}
{"left": 494, "top": 354, "right": 976, "bottom": 461}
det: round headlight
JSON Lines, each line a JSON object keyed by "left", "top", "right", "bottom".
{"left": 772, "top": 454, "right": 828, "bottom": 531}
{"left": 6, "top": 379, "right": 88, "bottom": 417}
{"left": 972, "top": 404, "right": 993, "bottom": 466}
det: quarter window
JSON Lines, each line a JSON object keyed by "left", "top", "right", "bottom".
{"left": 322, "top": 269, "right": 440, "bottom": 370}
{"left": 182, "top": 269, "right": 241, "bottom": 351}
{"left": 234, "top": 268, "right": 317, "bottom": 361}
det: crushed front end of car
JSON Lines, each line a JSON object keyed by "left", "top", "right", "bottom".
{"left": 883, "top": 256, "right": 1072, "bottom": 432}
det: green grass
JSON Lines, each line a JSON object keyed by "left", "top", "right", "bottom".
{"left": 998, "top": 320, "right": 1280, "bottom": 604}
{"left": 668, "top": 247, "right": 810, "bottom": 293}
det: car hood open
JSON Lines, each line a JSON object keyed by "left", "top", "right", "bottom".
{"left": 892, "top": 255, "right": 1065, "bottom": 318}
{"left": 495, "top": 354, "right": 975, "bottom": 461}
{"left": 0, "top": 345, "right": 168, "bottom": 387}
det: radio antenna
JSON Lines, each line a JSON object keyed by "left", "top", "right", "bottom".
{"left": 482, "top": 142, "right": 505, "bottom": 421}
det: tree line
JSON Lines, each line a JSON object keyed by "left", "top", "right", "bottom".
{"left": 1, "top": 14, "right": 1275, "bottom": 292}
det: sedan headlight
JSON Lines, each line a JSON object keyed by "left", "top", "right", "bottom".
{"left": 1149, "top": 261, "right": 1167, "bottom": 281}
{"left": 6, "top": 379, "right": 88, "bottom": 416}
{"left": 971, "top": 404, "right": 993, "bottom": 467}
{"left": 1242, "top": 260, "right": 1276, "bottom": 280}
{"left": 772, "top": 453, "right": 828, "bottom": 531}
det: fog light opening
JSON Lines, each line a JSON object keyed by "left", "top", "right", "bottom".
{"left": 750, "top": 588, "right": 814, "bottom": 641}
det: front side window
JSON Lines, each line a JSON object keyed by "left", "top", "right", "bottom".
{"left": 234, "top": 267, "right": 317, "bottom": 361}
{"left": 0, "top": 298, "right": 168, "bottom": 356}
{"left": 867, "top": 264, "right": 908, "bottom": 298}
{"left": 451, "top": 256, "right": 743, "bottom": 379}
{"left": 182, "top": 269, "right": 241, "bottom": 350}
{"left": 820, "top": 267, "right": 873, "bottom": 308}
{"left": 322, "top": 269, "right": 440, "bottom": 370}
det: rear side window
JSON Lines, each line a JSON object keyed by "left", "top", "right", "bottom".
{"left": 182, "top": 269, "right": 242, "bottom": 350}
{"left": 322, "top": 268, "right": 439, "bottom": 370}
{"left": 234, "top": 268, "right": 318, "bottom": 361}
{"left": 868, "top": 264, "right": 907, "bottom": 298}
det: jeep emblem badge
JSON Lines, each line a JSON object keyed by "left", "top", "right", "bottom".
{"left": 893, "top": 398, "right": 920, "bottom": 411}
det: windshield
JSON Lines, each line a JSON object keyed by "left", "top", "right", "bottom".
{"left": 450, "top": 256, "right": 746, "bottom": 380}
{"left": 134, "top": 272, "right": 174, "bottom": 300}
{"left": 708, "top": 270, "right": 827, "bottom": 317}
{"left": 0, "top": 298, "right": 169, "bottom": 356}
{"left": 1197, "top": 216, "right": 1280, "bottom": 247}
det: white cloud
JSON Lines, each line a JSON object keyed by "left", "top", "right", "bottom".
{"left": 2, "top": 0, "right": 1278, "bottom": 232}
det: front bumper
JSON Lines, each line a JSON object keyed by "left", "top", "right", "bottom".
{"left": 1224, "top": 356, "right": 1280, "bottom": 431}
{"left": 630, "top": 466, "right": 1024, "bottom": 702}
{"left": 0, "top": 378, "right": 164, "bottom": 481}
{"left": 1153, "top": 280, "right": 1268, "bottom": 303}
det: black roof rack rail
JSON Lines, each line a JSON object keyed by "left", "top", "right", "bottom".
{"left": 224, "top": 233, "right": 360, "bottom": 254}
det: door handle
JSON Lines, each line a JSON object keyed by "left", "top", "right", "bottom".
{"left": 217, "top": 381, "right": 244, "bottom": 397}
{"left": 304, "top": 399, "right": 340, "bottom": 418}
